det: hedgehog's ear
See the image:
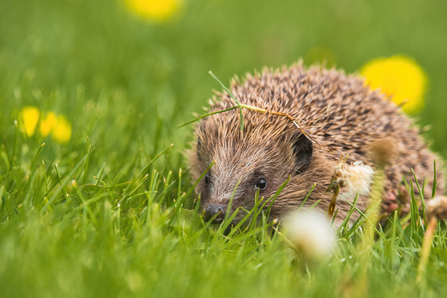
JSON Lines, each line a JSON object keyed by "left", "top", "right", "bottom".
{"left": 292, "top": 133, "right": 313, "bottom": 172}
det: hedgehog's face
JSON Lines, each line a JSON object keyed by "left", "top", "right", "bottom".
{"left": 189, "top": 126, "right": 314, "bottom": 227}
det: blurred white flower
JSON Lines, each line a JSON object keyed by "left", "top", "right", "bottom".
{"left": 285, "top": 210, "right": 335, "bottom": 260}
{"left": 334, "top": 159, "right": 374, "bottom": 198}
{"left": 427, "top": 196, "right": 447, "bottom": 221}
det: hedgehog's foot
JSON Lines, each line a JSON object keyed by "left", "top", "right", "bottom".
{"left": 381, "top": 185, "right": 410, "bottom": 217}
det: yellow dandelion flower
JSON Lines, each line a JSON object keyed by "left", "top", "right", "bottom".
{"left": 19, "top": 106, "right": 40, "bottom": 137}
{"left": 361, "top": 55, "right": 427, "bottom": 114}
{"left": 125, "top": 0, "right": 182, "bottom": 22}
{"left": 52, "top": 115, "right": 72, "bottom": 144}
{"left": 39, "top": 112, "right": 58, "bottom": 137}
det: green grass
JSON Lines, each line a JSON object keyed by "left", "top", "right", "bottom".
{"left": 1, "top": 0, "right": 447, "bottom": 297}
{"left": 2, "top": 143, "right": 447, "bottom": 298}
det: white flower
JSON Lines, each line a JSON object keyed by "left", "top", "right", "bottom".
{"left": 285, "top": 210, "right": 335, "bottom": 260}
{"left": 427, "top": 196, "right": 447, "bottom": 221}
{"left": 334, "top": 160, "right": 374, "bottom": 198}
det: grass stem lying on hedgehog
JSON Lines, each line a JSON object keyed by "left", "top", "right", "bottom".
{"left": 187, "top": 62, "right": 444, "bottom": 227}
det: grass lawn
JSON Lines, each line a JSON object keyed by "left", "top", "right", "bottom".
{"left": 1, "top": 0, "right": 447, "bottom": 297}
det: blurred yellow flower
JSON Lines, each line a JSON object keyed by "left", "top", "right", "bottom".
{"left": 19, "top": 106, "right": 40, "bottom": 137}
{"left": 361, "top": 55, "right": 427, "bottom": 114}
{"left": 125, "top": 0, "right": 182, "bottom": 22}
{"left": 17, "top": 107, "right": 72, "bottom": 144}
{"left": 39, "top": 112, "right": 58, "bottom": 137}
{"left": 51, "top": 115, "right": 72, "bottom": 144}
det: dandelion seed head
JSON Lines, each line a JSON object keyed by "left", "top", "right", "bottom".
{"left": 285, "top": 210, "right": 335, "bottom": 260}
{"left": 332, "top": 158, "right": 374, "bottom": 198}
{"left": 428, "top": 196, "right": 447, "bottom": 221}
{"left": 369, "top": 139, "right": 395, "bottom": 167}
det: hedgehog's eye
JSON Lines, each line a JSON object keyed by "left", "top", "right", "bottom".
{"left": 255, "top": 178, "right": 267, "bottom": 190}
{"left": 205, "top": 174, "right": 211, "bottom": 184}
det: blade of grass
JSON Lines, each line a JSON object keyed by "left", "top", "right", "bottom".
{"left": 178, "top": 106, "right": 239, "bottom": 128}
{"left": 122, "top": 174, "right": 150, "bottom": 203}
{"left": 10, "top": 120, "right": 18, "bottom": 168}
{"left": 412, "top": 168, "right": 426, "bottom": 223}
{"left": 432, "top": 160, "right": 437, "bottom": 198}
{"left": 167, "top": 162, "right": 215, "bottom": 226}
{"left": 299, "top": 183, "right": 316, "bottom": 209}
{"left": 264, "top": 176, "right": 291, "bottom": 212}
{"left": 181, "top": 161, "right": 215, "bottom": 203}
{"left": 137, "top": 144, "right": 173, "bottom": 178}
{"left": 190, "top": 194, "right": 201, "bottom": 232}
{"left": 30, "top": 143, "right": 45, "bottom": 171}
{"left": 342, "top": 197, "right": 385, "bottom": 240}
{"left": 338, "top": 193, "right": 360, "bottom": 235}
{"left": 209, "top": 71, "right": 244, "bottom": 132}
{"left": 41, "top": 153, "right": 89, "bottom": 214}
{"left": 224, "top": 178, "right": 241, "bottom": 223}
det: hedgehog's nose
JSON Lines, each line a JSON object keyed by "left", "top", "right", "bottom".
{"left": 204, "top": 204, "right": 226, "bottom": 224}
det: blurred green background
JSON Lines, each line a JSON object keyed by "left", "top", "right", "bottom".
{"left": 2, "top": 1, "right": 447, "bottom": 297}
{"left": 1, "top": 0, "right": 447, "bottom": 172}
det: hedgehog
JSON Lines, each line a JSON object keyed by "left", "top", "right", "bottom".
{"left": 187, "top": 62, "right": 444, "bottom": 227}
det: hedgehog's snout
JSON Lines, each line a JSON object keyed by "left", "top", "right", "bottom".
{"left": 204, "top": 204, "right": 226, "bottom": 224}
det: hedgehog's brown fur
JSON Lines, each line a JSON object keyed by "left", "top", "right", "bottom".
{"left": 188, "top": 62, "right": 444, "bottom": 225}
